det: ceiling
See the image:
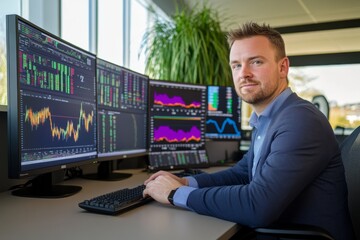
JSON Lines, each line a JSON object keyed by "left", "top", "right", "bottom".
{"left": 182, "top": 0, "right": 360, "bottom": 56}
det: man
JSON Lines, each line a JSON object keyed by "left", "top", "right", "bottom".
{"left": 143, "top": 22, "right": 354, "bottom": 240}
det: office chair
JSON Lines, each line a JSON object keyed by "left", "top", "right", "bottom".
{"left": 253, "top": 125, "right": 360, "bottom": 240}
{"left": 340, "top": 125, "right": 360, "bottom": 239}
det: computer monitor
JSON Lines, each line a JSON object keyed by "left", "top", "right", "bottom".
{"left": 6, "top": 15, "right": 97, "bottom": 197}
{"left": 86, "top": 58, "right": 148, "bottom": 180}
{"left": 205, "top": 86, "right": 242, "bottom": 165}
{"left": 206, "top": 85, "right": 242, "bottom": 140}
{"left": 148, "top": 79, "right": 208, "bottom": 171}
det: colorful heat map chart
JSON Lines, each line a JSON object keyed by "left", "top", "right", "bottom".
{"left": 153, "top": 91, "right": 201, "bottom": 108}
{"left": 153, "top": 125, "right": 201, "bottom": 143}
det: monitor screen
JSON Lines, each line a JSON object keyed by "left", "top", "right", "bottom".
{"left": 6, "top": 15, "right": 97, "bottom": 197}
{"left": 90, "top": 58, "right": 148, "bottom": 180}
{"left": 148, "top": 80, "right": 208, "bottom": 170}
{"left": 206, "top": 86, "right": 242, "bottom": 140}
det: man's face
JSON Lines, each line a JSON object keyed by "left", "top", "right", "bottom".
{"left": 229, "top": 36, "right": 288, "bottom": 112}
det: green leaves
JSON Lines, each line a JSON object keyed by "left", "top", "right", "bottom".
{"left": 141, "top": 5, "right": 232, "bottom": 86}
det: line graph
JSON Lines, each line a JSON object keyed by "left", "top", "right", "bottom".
{"left": 24, "top": 103, "right": 94, "bottom": 142}
{"left": 206, "top": 118, "right": 240, "bottom": 135}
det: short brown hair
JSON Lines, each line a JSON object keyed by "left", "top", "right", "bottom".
{"left": 227, "top": 22, "right": 286, "bottom": 60}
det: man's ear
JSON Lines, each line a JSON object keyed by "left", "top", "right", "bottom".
{"left": 279, "top": 57, "right": 289, "bottom": 78}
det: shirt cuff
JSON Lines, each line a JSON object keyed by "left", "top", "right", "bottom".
{"left": 173, "top": 186, "right": 197, "bottom": 210}
{"left": 184, "top": 176, "right": 199, "bottom": 188}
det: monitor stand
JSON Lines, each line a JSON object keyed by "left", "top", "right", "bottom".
{"left": 82, "top": 161, "right": 132, "bottom": 181}
{"left": 11, "top": 172, "right": 82, "bottom": 198}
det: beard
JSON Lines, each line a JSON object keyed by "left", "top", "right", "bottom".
{"left": 239, "top": 90, "right": 266, "bottom": 105}
{"left": 236, "top": 80, "right": 277, "bottom": 105}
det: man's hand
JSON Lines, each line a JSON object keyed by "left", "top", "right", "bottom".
{"left": 144, "top": 170, "right": 188, "bottom": 186}
{"left": 143, "top": 171, "right": 187, "bottom": 204}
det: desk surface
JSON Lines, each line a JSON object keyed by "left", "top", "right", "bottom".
{"left": 0, "top": 167, "right": 240, "bottom": 240}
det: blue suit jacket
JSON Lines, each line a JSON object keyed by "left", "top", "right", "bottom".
{"left": 189, "top": 93, "right": 354, "bottom": 240}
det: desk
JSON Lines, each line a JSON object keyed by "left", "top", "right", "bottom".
{"left": 0, "top": 167, "right": 241, "bottom": 240}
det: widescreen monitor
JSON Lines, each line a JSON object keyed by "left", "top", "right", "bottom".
{"left": 88, "top": 58, "right": 148, "bottom": 180}
{"left": 148, "top": 80, "right": 208, "bottom": 171}
{"left": 6, "top": 15, "right": 97, "bottom": 197}
{"left": 206, "top": 85, "right": 242, "bottom": 140}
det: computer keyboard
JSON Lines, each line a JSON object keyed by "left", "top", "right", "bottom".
{"left": 79, "top": 184, "right": 153, "bottom": 215}
{"left": 79, "top": 169, "right": 205, "bottom": 215}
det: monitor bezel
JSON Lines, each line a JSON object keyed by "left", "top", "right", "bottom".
{"left": 7, "top": 14, "right": 98, "bottom": 179}
{"left": 95, "top": 57, "right": 149, "bottom": 162}
{"left": 0, "top": 105, "right": 7, "bottom": 112}
{"left": 147, "top": 79, "right": 209, "bottom": 171}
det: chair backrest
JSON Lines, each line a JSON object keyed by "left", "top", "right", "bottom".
{"left": 340, "top": 126, "right": 360, "bottom": 240}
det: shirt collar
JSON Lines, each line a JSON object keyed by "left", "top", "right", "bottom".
{"left": 249, "top": 87, "right": 293, "bottom": 128}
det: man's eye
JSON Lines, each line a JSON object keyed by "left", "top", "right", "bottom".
{"left": 252, "top": 60, "right": 262, "bottom": 65}
{"left": 232, "top": 64, "right": 241, "bottom": 70}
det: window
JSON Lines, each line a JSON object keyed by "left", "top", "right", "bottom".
{"left": 0, "top": 0, "right": 21, "bottom": 107}
{"left": 61, "top": 0, "right": 89, "bottom": 51}
{"left": 129, "top": 0, "right": 149, "bottom": 73}
{"left": 241, "top": 64, "right": 360, "bottom": 132}
{"left": 97, "top": 0, "right": 124, "bottom": 66}
{"left": 289, "top": 64, "right": 360, "bottom": 131}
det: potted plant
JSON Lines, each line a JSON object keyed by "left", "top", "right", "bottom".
{"left": 140, "top": 4, "right": 232, "bottom": 86}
